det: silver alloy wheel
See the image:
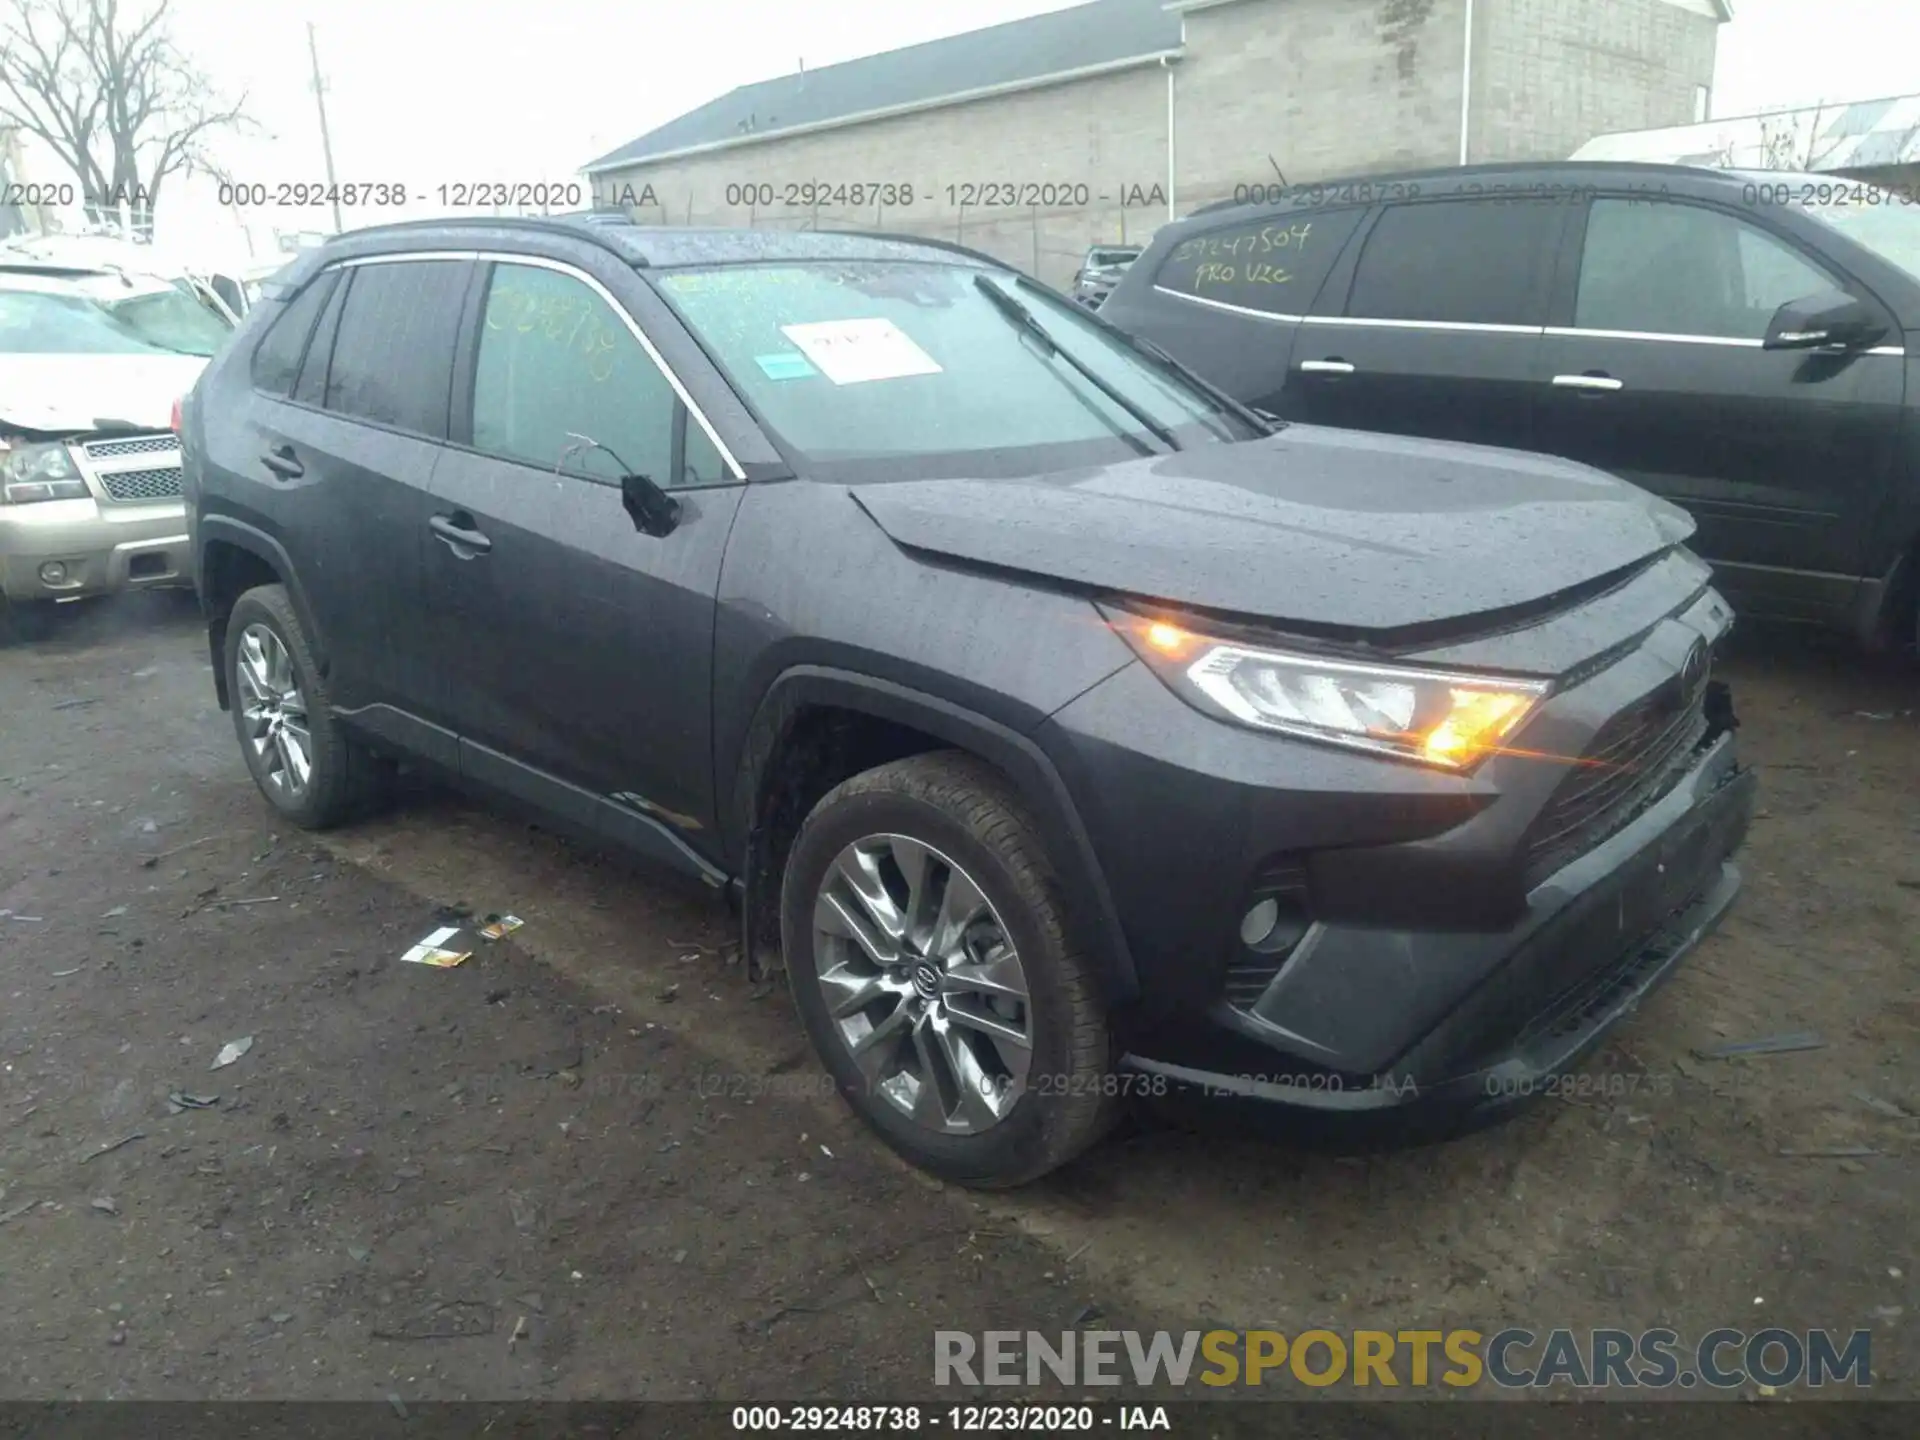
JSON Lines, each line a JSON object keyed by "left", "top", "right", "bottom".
{"left": 235, "top": 622, "right": 313, "bottom": 800}
{"left": 811, "top": 833, "right": 1034, "bottom": 1134}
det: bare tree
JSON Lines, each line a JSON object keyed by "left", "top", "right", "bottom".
{"left": 0, "top": 0, "right": 253, "bottom": 233}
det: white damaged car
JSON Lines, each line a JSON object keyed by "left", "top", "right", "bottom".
{"left": 0, "top": 266, "right": 233, "bottom": 636}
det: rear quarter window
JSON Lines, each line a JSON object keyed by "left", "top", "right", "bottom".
{"left": 1151, "top": 207, "right": 1365, "bottom": 315}
{"left": 248, "top": 271, "right": 338, "bottom": 395}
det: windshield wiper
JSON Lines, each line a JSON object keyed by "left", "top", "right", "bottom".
{"left": 972, "top": 274, "right": 1181, "bottom": 453}
{"left": 1011, "top": 275, "right": 1280, "bottom": 439}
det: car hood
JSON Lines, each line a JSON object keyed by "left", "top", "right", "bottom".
{"left": 851, "top": 424, "right": 1697, "bottom": 636}
{"left": 0, "top": 353, "right": 209, "bottom": 434}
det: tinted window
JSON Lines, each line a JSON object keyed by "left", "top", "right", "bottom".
{"left": 292, "top": 271, "right": 348, "bottom": 407}
{"left": 321, "top": 260, "right": 467, "bottom": 436}
{"left": 1576, "top": 200, "right": 1834, "bottom": 339}
{"left": 1346, "top": 200, "right": 1560, "bottom": 325}
{"left": 1154, "top": 209, "right": 1364, "bottom": 314}
{"left": 249, "top": 271, "right": 336, "bottom": 395}
{"left": 471, "top": 263, "right": 726, "bottom": 488}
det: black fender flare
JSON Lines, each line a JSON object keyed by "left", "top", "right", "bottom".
{"left": 195, "top": 516, "right": 328, "bottom": 710}
{"left": 730, "top": 666, "right": 1140, "bottom": 1005}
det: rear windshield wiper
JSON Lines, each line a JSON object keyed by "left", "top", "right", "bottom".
{"left": 972, "top": 274, "right": 1181, "bottom": 453}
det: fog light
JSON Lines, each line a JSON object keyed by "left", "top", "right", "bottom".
{"left": 1239, "top": 898, "right": 1280, "bottom": 947}
{"left": 38, "top": 561, "right": 68, "bottom": 585}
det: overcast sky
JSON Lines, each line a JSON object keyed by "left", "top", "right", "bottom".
{"left": 18, "top": 0, "right": 1917, "bottom": 257}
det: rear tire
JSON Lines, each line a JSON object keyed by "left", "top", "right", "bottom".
{"left": 224, "top": 584, "right": 392, "bottom": 828}
{"left": 780, "top": 751, "right": 1118, "bottom": 1187}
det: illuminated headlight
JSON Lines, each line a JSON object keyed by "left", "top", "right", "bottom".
{"left": 1104, "top": 605, "right": 1550, "bottom": 771}
{"left": 0, "top": 442, "right": 88, "bottom": 504}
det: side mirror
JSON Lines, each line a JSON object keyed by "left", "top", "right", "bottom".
{"left": 1763, "top": 289, "right": 1886, "bottom": 351}
{"left": 620, "top": 471, "right": 681, "bottom": 537}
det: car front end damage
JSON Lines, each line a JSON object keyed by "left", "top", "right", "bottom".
{"left": 1040, "top": 560, "right": 1753, "bottom": 1138}
{"left": 0, "top": 425, "right": 193, "bottom": 603}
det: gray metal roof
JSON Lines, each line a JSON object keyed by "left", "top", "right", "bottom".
{"left": 584, "top": 0, "right": 1184, "bottom": 174}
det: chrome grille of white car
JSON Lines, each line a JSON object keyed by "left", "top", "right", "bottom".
{"left": 72, "top": 432, "right": 185, "bottom": 505}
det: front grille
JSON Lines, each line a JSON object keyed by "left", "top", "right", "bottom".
{"left": 98, "top": 465, "right": 185, "bottom": 502}
{"left": 1522, "top": 657, "right": 1713, "bottom": 885}
{"left": 83, "top": 434, "right": 181, "bottom": 461}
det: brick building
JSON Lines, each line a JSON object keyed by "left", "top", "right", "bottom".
{"left": 583, "top": 0, "right": 1728, "bottom": 287}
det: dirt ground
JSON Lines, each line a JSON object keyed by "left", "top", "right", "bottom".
{"left": 0, "top": 589, "right": 1915, "bottom": 1410}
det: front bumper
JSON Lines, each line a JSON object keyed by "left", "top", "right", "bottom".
{"left": 0, "top": 497, "right": 192, "bottom": 602}
{"left": 1126, "top": 740, "right": 1752, "bottom": 1138}
{"left": 1040, "top": 589, "right": 1753, "bottom": 1136}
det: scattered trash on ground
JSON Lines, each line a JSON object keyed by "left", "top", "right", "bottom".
{"left": 50, "top": 698, "right": 100, "bottom": 711}
{"left": 101, "top": 905, "right": 128, "bottom": 918}
{"left": 80, "top": 1132, "right": 145, "bottom": 1163}
{"left": 211, "top": 1037, "right": 254, "bottom": 1070}
{"left": 1855, "top": 1092, "right": 1912, "bottom": 1120}
{"left": 347, "top": 1246, "right": 372, "bottom": 1263}
{"left": 1853, "top": 711, "right": 1895, "bottom": 721}
{"left": 166, "top": 1092, "right": 219, "bottom": 1114}
{"left": 508, "top": 1314, "right": 528, "bottom": 1349}
{"left": 478, "top": 914, "right": 524, "bottom": 941}
{"left": 401, "top": 926, "right": 473, "bottom": 968}
{"left": 1693, "top": 1032, "right": 1825, "bottom": 1060}
{"left": 0, "top": 910, "right": 45, "bottom": 923}
{"left": 89, "top": 1197, "right": 118, "bottom": 1216}
{"left": 50, "top": 968, "right": 82, "bottom": 978}
{"left": 140, "top": 835, "right": 214, "bottom": 869}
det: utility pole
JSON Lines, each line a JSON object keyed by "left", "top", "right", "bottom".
{"left": 307, "top": 22, "right": 344, "bottom": 234}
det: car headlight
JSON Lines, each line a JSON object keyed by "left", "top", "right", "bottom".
{"left": 1102, "top": 604, "right": 1550, "bottom": 771}
{"left": 0, "top": 441, "right": 88, "bottom": 504}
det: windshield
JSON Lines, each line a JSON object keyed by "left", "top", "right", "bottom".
{"left": 1796, "top": 192, "right": 1920, "bottom": 284}
{"left": 653, "top": 260, "right": 1255, "bottom": 480}
{"left": 0, "top": 285, "right": 232, "bottom": 357}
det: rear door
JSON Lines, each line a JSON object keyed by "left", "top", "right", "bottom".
{"left": 425, "top": 252, "right": 745, "bottom": 852}
{"left": 232, "top": 256, "right": 471, "bottom": 758}
{"left": 1288, "top": 196, "right": 1570, "bottom": 450}
{"left": 1101, "top": 206, "right": 1368, "bottom": 413}
{"left": 1535, "top": 195, "right": 1905, "bottom": 619}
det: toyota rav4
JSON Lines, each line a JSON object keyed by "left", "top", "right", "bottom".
{"left": 180, "top": 217, "right": 1755, "bottom": 1186}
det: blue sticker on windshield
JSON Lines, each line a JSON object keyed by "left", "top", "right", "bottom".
{"left": 754, "top": 351, "right": 817, "bottom": 380}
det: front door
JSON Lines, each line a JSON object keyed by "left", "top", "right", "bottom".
{"left": 425, "top": 256, "right": 743, "bottom": 848}
{"left": 1534, "top": 195, "right": 1905, "bottom": 621}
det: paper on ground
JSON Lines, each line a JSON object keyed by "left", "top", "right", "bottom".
{"left": 401, "top": 925, "right": 473, "bottom": 968}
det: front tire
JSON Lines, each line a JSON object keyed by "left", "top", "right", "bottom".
{"left": 780, "top": 751, "right": 1118, "bottom": 1187}
{"left": 224, "top": 584, "right": 392, "bottom": 828}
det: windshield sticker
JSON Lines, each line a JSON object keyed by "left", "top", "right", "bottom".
{"left": 778, "top": 318, "right": 942, "bottom": 386}
{"left": 753, "top": 350, "right": 818, "bottom": 381}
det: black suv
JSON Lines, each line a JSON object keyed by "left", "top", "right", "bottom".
{"left": 181, "top": 217, "right": 1754, "bottom": 1186}
{"left": 1100, "top": 161, "right": 1920, "bottom": 649}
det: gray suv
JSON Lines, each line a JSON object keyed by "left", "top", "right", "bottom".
{"left": 181, "top": 216, "right": 1755, "bottom": 1186}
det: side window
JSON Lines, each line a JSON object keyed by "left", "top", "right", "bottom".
{"left": 248, "top": 271, "right": 337, "bottom": 396}
{"left": 1345, "top": 199, "right": 1560, "bottom": 326}
{"left": 1153, "top": 208, "right": 1364, "bottom": 314}
{"left": 291, "top": 271, "right": 348, "bottom": 407}
{"left": 1575, "top": 199, "right": 1834, "bottom": 339}
{"left": 321, "top": 259, "right": 468, "bottom": 437}
{"left": 471, "top": 262, "right": 725, "bottom": 488}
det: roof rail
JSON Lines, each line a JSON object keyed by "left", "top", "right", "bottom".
{"left": 818, "top": 227, "right": 1009, "bottom": 269}
{"left": 325, "top": 213, "right": 651, "bottom": 266}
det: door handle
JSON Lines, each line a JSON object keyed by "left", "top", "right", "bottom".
{"left": 1552, "top": 373, "right": 1624, "bottom": 392}
{"left": 1298, "top": 359, "right": 1356, "bottom": 375}
{"left": 428, "top": 513, "right": 492, "bottom": 556}
{"left": 260, "top": 445, "right": 304, "bottom": 479}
